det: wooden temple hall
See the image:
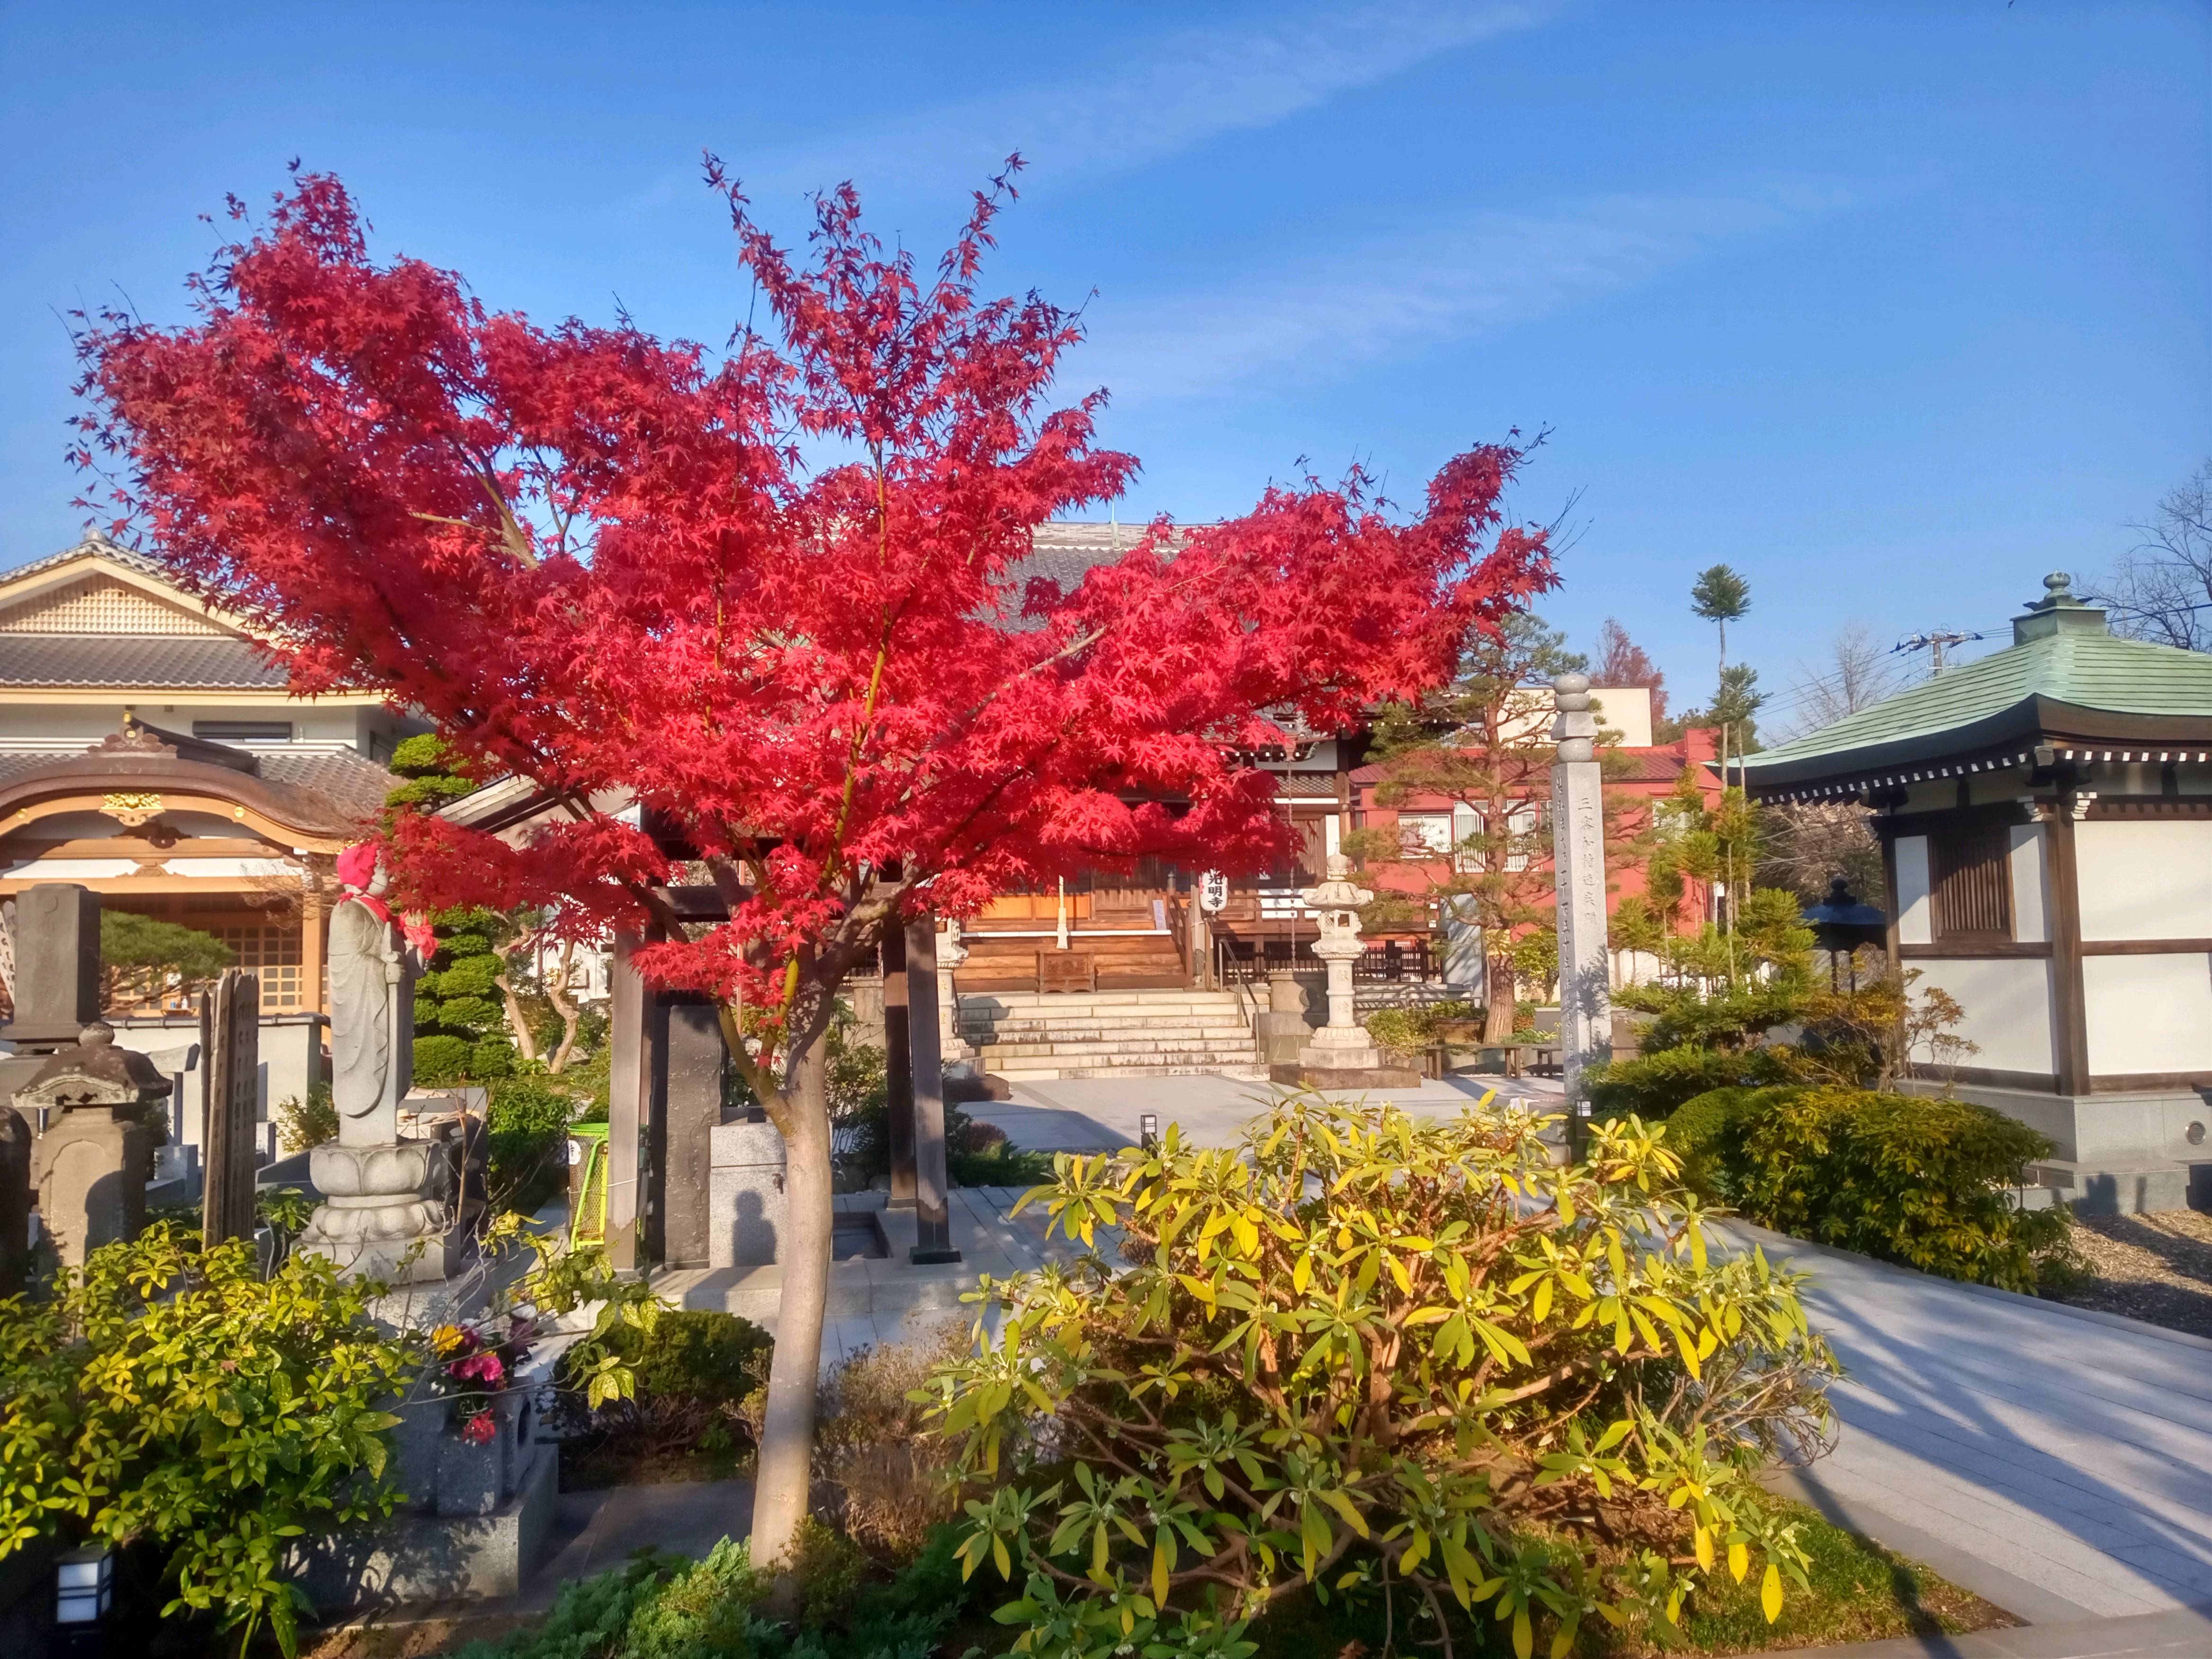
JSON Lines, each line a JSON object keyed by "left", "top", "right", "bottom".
{"left": 1744, "top": 572, "right": 2212, "bottom": 1214}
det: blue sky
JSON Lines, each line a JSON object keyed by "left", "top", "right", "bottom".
{"left": 3, "top": 1, "right": 2206, "bottom": 731}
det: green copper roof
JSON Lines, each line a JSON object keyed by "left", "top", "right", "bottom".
{"left": 1743, "top": 573, "right": 2212, "bottom": 787}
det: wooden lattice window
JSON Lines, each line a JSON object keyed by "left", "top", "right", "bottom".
{"left": 1931, "top": 822, "right": 2012, "bottom": 941}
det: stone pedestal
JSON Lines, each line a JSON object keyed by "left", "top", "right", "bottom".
{"left": 1255, "top": 969, "right": 1317, "bottom": 1065}
{"left": 1271, "top": 858, "right": 1418, "bottom": 1089}
{"left": 1550, "top": 675, "right": 1613, "bottom": 1108}
{"left": 299, "top": 875, "right": 477, "bottom": 1288}
{"left": 300, "top": 1136, "right": 470, "bottom": 1283}
{"left": 709, "top": 1119, "right": 789, "bottom": 1267}
{"left": 293, "top": 1377, "right": 554, "bottom": 1608}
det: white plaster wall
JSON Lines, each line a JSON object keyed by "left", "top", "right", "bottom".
{"left": 2083, "top": 953, "right": 2212, "bottom": 1076}
{"left": 2074, "top": 820, "right": 2212, "bottom": 940}
{"left": 2008, "top": 825, "right": 2049, "bottom": 943}
{"left": 1908, "top": 956, "right": 2055, "bottom": 1076}
{"left": 1895, "top": 836, "right": 1932, "bottom": 945}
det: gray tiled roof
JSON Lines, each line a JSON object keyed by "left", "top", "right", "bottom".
{"left": 0, "top": 529, "right": 168, "bottom": 586}
{"left": 0, "top": 741, "right": 392, "bottom": 828}
{"left": 1008, "top": 521, "right": 1196, "bottom": 604}
{"left": 258, "top": 749, "right": 396, "bottom": 818}
{"left": 0, "top": 635, "right": 287, "bottom": 689}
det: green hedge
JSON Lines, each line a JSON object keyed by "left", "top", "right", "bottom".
{"left": 1585, "top": 1043, "right": 1802, "bottom": 1121}
{"left": 1665, "top": 1084, "right": 2077, "bottom": 1293}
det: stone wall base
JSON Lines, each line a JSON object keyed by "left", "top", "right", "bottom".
{"left": 1270, "top": 1062, "right": 1422, "bottom": 1091}
{"left": 293, "top": 1440, "right": 556, "bottom": 1610}
{"left": 1898, "top": 1078, "right": 2210, "bottom": 1216}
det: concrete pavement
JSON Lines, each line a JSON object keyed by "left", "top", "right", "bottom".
{"left": 978, "top": 1070, "right": 1564, "bottom": 1155}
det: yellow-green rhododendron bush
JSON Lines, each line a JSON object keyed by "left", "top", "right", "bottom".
{"left": 924, "top": 1093, "right": 1840, "bottom": 1659}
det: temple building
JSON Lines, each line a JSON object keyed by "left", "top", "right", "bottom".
{"left": 1743, "top": 572, "right": 2212, "bottom": 1214}
{"left": 0, "top": 531, "right": 408, "bottom": 1153}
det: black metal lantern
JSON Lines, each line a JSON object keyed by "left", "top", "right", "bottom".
{"left": 1802, "top": 877, "right": 1885, "bottom": 989}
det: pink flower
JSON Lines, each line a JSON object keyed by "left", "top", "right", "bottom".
{"left": 460, "top": 1412, "right": 497, "bottom": 1445}
{"left": 449, "top": 1351, "right": 506, "bottom": 1387}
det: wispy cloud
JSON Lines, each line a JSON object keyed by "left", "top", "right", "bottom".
{"left": 744, "top": 1, "right": 1561, "bottom": 203}
{"left": 1075, "top": 186, "right": 1849, "bottom": 404}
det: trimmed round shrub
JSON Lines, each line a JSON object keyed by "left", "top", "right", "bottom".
{"left": 437, "top": 956, "right": 500, "bottom": 999}
{"left": 1587, "top": 1042, "right": 1802, "bottom": 1121}
{"left": 1671, "top": 1083, "right": 2078, "bottom": 1293}
{"left": 469, "top": 1037, "right": 517, "bottom": 1079}
{"left": 606, "top": 1309, "right": 772, "bottom": 1404}
{"left": 412, "top": 1034, "right": 472, "bottom": 1085}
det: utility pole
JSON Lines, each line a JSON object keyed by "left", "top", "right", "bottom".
{"left": 1894, "top": 628, "right": 1985, "bottom": 678}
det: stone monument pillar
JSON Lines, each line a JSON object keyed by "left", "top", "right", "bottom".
{"left": 936, "top": 920, "right": 979, "bottom": 1085}
{"left": 201, "top": 967, "right": 261, "bottom": 1246}
{"left": 18, "top": 1024, "right": 165, "bottom": 1268}
{"left": 879, "top": 924, "right": 916, "bottom": 1208}
{"left": 1550, "top": 674, "right": 1613, "bottom": 1107}
{"left": 0, "top": 884, "right": 105, "bottom": 1109}
{"left": 904, "top": 915, "right": 961, "bottom": 1265}
{"left": 298, "top": 849, "right": 466, "bottom": 1284}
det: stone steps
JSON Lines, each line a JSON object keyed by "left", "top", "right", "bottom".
{"left": 955, "top": 989, "right": 1259, "bottom": 1081}
{"left": 969, "top": 1013, "right": 1265, "bottom": 1039}
{"left": 977, "top": 1037, "right": 1260, "bottom": 1060}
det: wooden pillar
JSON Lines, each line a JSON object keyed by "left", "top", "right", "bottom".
{"left": 879, "top": 925, "right": 917, "bottom": 1209}
{"left": 2047, "top": 809, "right": 2090, "bottom": 1097}
{"left": 301, "top": 880, "right": 326, "bottom": 1016}
{"left": 606, "top": 929, "right": 651, "bottom": 1274}
{"left": 904, "top": 917, "right": 961, "bottom": 1264}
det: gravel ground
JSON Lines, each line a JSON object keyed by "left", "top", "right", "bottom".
{"left": 2051, "top": 1208, "right": 2212, "bottom": 1339}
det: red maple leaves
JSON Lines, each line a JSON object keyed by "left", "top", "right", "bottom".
{"left": 74, "top": 163, "right": 1554, "bottom": 1012}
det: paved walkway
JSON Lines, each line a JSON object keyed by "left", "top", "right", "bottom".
{"left": 978, "top": 1070, "right": 1562, "bottom": 1155}
{"left": 1734, "top": 1222, "right": 2212, "bottom": 1629}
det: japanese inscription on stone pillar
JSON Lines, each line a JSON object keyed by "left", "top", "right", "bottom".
{"left": 1551, "top": 674, "right": 1612, "bottom": 1105}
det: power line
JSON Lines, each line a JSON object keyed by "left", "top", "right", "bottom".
{"left": 1892, "top": 627, "right": 1987, "bottom": 677}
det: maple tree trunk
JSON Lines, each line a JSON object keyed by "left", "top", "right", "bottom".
{"left": 545, "top": 944, "right": 581, "bottom": 1074}
{"left": 496, "top": 971, "right": 540, "bottom": 1064}
{"left": 749, "top": 1020, "right": 835, "bottom": 1606}
{"left": 1483, "top": 952, "right": 1517, "bottom": 1043}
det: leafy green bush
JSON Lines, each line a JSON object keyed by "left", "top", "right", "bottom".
{"left": 1362, "top": 1005, "right": 1430, "bottom": 1054}
{"left": 275, "top": 1081, "right": 339, "bottom": 1151}
{"left": 1361, "top": 999, "right": 1477, "bottom": 1056}
{"left": 934, "top": 1093, "right": 1839, "bottom": 1657}
{"left": 1668, "top": 1084, "right": 2078, "bottom": 1293}
{"left": 1586, "top": 1043, "right": 1804, "bottom": 1121}
{"left": 414, "top": 1033, "right": 473, "bottom": 1084}
{"left": 450, "top": 1524, "right": 974, "bottom": 1659}
{"left": 486, "top": 1076, "right": 575, "bottom": 1212}
{"left": 607, "top": 1309, "right": 774, "bottom": 1405}
{"left": 0, "top": 1225, "right": 416, "bottom": 1655}
{"left": 472, "top": 1035, "right": 518, "bottom": 1079}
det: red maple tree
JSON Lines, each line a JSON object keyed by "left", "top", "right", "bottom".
{"left": 74, "top": 163, "right": 1554, "bottom": 1574}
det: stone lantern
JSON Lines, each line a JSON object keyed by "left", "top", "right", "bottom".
{"left": 1275, "top": 854, "right": 1416, "bottom": 1087}
{"left": 19, "top": 1023, "right": 168, "bottom": 1268}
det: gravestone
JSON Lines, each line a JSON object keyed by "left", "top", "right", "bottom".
{"left": 0, "top": 884, "right": 105, "bottom": 1112}
{"left": 200, "top": 968, "right": 261, "bottom": 1245}
{"left": 660, "top": 999, "right": 724, "bottom": 1268}
{"left": 19, "top": 1025, "right": 165, "bottom": 1268}
{"left": 0, "top": 1103, "right": 28, "bottom": 1294}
